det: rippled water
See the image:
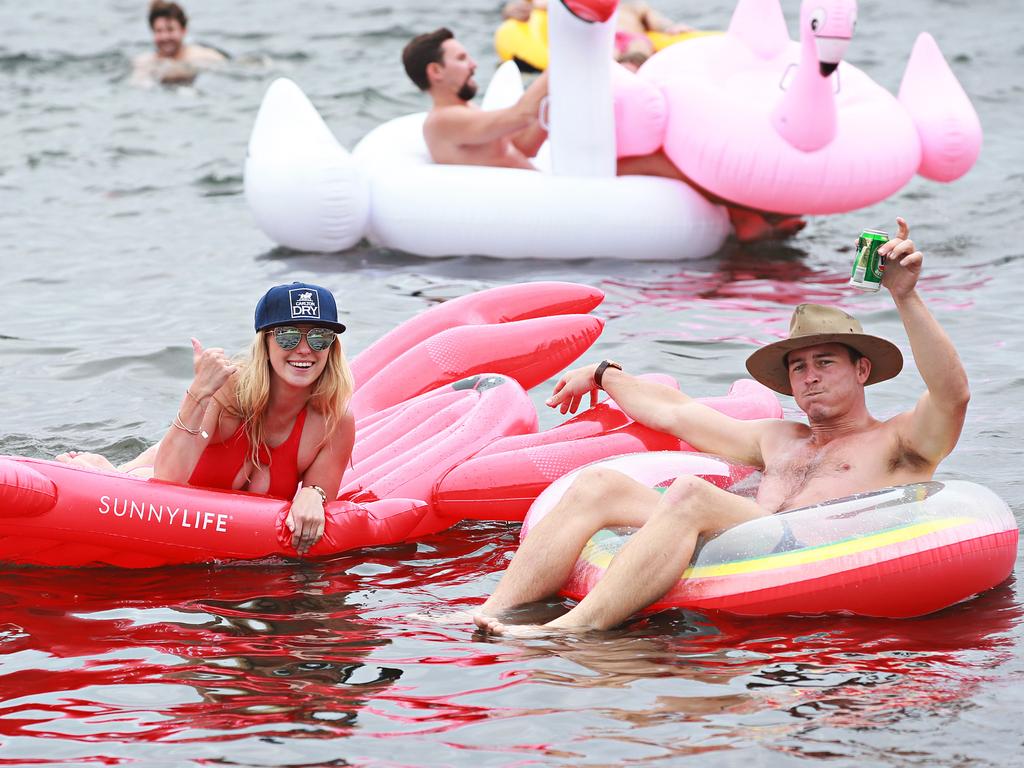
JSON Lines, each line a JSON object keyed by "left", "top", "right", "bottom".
{"left": 1, "top": 1, "right": 1022, "bottom": 765}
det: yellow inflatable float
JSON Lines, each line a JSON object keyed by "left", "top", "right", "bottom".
{"left": 495, "top": 8, "right": 714, "bottom": 72}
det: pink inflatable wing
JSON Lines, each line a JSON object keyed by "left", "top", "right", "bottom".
{"left": 341, "top": 374, "right": 537, "bottom": 510}
{"left": 0, "top": 457, "right": 428, "bottom": 568}
{"left": 433, "top": 421, "right": 682, "bottom": 523}
{"left": 351, "top": 281, "right": 604, "bottom": 386}
{"left": 468, "top": 373, "right": 682, "bottom": 459}
{"left": 897, "top": 32, "right": 983, "bottom": 183}
{"left": 349, "top": 314, "right": 604, "bottom": 419}
{"left": 611, "top": 62, "right": 667, "bottom": 159}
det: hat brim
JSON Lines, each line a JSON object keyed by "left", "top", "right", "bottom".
{"left": 745, "top": 332, "right": 903, "bottom": 395}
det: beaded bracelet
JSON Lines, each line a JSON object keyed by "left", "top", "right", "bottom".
{"left": 305, "top": 485, "right": 328, "bottom": 505}
{"left": 185, "top": 388, "right": 208, "bottom": 407}
{"left": 172, "top": 411, "right": 209, "bottom": 440}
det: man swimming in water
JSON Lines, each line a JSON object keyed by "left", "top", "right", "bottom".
{"left": 474, "top": 217, "right": 971, "bottom": 636}
{"left": 402, "top": 25, "right": 804, "bottom": 240}
{"left": 132, "top": 1, "right": 226, "bottom": 86}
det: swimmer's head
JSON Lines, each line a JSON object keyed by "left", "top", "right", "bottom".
{"left": 403, "top": 28, "right": 478, "bottom": 101}
{"left": 148, "top": 2, "right": 188, "bottom": 59}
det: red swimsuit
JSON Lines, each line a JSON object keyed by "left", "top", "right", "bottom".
{"left": 189, "top": 409, "right": 308, "bottom": 500}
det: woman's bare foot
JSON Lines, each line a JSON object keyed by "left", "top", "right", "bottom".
{"left": 54, "top": 452, "right": 118, "bottom": 471}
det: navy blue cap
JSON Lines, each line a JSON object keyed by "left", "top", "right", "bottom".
{"left": 254, "top": 282, "right": 347, "bottom": 333}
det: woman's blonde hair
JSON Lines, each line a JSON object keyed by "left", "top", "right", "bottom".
{"left": 231, "top": 332, "right": 354, "bottom": 469}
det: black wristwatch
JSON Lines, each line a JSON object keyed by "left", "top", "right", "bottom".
{"left": 594, "top": 359, "right": 623, "bottom": 389}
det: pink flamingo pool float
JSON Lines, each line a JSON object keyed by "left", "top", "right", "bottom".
{"left": 617, "top": 0, "right": 981, "bottom": 214}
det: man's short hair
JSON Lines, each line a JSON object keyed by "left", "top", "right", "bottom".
{"left": 149, "top": 1, "right": 188, "bottom": 29}
{"left": 402, "top": 28, "right": 454, "bottom": 91}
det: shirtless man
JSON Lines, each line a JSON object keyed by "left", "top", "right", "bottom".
{"left": 474, "top": 217, "right": 971, "bottom": 635}
{"left": 403, "top": 26, "right": 802, "bottom": 240}
{"left": 132, "top": 1, "right": 226, "bottom": 86}
{"left": 403, "top": 27, "right": 549, "bottom": 169}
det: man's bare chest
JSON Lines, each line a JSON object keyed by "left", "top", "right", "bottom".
{"left": 759, "top": 434, "right": 899, "bottom": 511}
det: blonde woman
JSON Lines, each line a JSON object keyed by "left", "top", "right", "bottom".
{"left": 57, "top": 282, "right": 356, "bottom": 554}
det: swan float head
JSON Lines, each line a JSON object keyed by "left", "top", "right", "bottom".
{"left": 560, "top": 0, "right": 618, "bottom": 24}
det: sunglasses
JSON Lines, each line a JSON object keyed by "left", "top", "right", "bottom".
{"left": 270, "top": 326, "right": 337, "bottom": 352}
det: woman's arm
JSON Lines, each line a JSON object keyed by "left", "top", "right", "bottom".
{"left": 286, "top": 409, "right": 356, "bottom": 555}
{"left": 153, "top": 338, "right": 239, "bottom": 483}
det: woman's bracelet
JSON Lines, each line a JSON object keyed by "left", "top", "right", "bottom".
{"left": 185, "top": 388, "right": 209, "bottom": 408}
{"left": 172, "top": 411, "right": 209, "bottom": 440}
{"left": 305, "top": 484, "right": 328, "bottom": 505}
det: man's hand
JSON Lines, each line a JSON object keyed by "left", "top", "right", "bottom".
{"left": 286, "top": 487, "right": 326, "bottom": 555}
{"left": 880, "top": 217, "right": 923, "bottom": 301}
{"left": 546, "top": 363, "right": 601, "bottom": 414}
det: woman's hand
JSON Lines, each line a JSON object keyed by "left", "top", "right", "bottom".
{"left": 286, "top": 486, "right": 327, "bottom": 555}
{"left": 880, "top": 217, "right": 923, "bottom": 301}
{"left": 190, "top": 337, "right": 238, "bottom": 399}
{"left": 546, "top": 363, "right": 601, "bottom": 414}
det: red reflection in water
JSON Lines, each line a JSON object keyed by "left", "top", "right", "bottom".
{"left": 0, "top": 522, "right": 1019, "bottom": 753}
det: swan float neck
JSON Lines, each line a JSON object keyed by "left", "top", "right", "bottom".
{"left": 548, "top": 0, "right": 620, "bottom": 176}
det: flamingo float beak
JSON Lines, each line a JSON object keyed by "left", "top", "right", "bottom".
{"left": 561, "top": 0, "right": 618, "bottom": 24}
{"left": 815, "top": 36, "right": 851, "bottom": 77}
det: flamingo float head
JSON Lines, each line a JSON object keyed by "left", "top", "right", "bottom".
{"left": 561, "top": 0, "right": 618, "bottom": 24}
{"left": 801, "top": 0, "right": 857, "bottom": 77}
{"left": 772, "top": 0, "right": 858, "bottom": 152}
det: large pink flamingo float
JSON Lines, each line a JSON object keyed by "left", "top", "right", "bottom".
{"left": 624, "top": 0, "right": 982, "bottom": 214}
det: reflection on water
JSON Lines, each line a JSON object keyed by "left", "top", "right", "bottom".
{"left": 0, "top": 510, "right": 1021, "bottom": 763}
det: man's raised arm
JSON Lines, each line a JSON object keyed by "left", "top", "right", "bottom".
{"left": 547, "top": 363, "right": 768, "bottom": 468}
{"left": 428, "top": 72, "right": 548, "bottom": 148}
{"left": 883, "top": 217, "right": 971, "bottom": 463}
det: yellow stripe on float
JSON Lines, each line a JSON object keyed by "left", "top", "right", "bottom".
{"left": 581, "top": 517, "right": 973, "bottom": 578}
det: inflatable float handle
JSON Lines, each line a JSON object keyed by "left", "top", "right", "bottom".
{"left": 0, "top": 458, "right": 58, "bottom": 517}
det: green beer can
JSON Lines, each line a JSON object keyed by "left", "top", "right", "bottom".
{"left": 850, "top": 229, "right": 889, "bottom": 291}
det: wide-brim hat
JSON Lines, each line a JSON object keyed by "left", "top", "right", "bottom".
{"left": 254, "top": 281, "right": 346, "bottom": 333}
{"left": 745, "top": 304, "right": 902, "bottom": 395}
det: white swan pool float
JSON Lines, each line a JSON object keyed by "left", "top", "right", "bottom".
{"left": 243, "top": 0, "right": 730, "bottom": 260}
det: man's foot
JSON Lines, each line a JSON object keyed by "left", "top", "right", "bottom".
{"left": 54, "top": 452, "right": 117, "bottom": 471}
{"left": 473, "top": 613, "right": 568, "bottom": 638}
{"left": 473, "top": 611, "right": 598, "bottom": 638}
{"left": 728, "top": 208, "right": 807, "bottom": 243}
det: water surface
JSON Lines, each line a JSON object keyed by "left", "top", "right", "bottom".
{"left": 1, "top": 1, "right": 1022, "bottom": 765}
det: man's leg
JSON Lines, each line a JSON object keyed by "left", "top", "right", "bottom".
{"left": 542, "top": 475, "right": 767, "bottom": 632}
{"left": 474, "top": 467, "right": 662, "bottom": 628}
{"left": 616, "top": 152, "right": 806, "bottom": 243}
